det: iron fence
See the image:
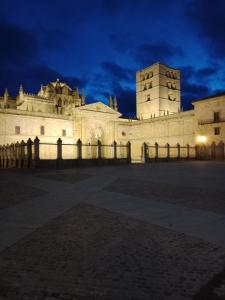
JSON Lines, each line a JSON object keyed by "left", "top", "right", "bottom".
{"left": 0, "top": 137, "right": 131, "bottom": 168}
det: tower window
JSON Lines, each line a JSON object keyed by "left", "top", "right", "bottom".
{"left": 149, "top": 82, "right": 153, "bottom": 89}
{"left": 62, "top": 129, "right": 66, "bottom": 136}
{"left": 147, "top": 94, "right": 151, "bottom": 101}
{"left": 40, "top": 126, "right": 45, "bottom": 135}
{"left": 214, "top": 112, "right": 220, "bottom": 122}
{"left": 15, "top": 126, "right": 20, "bottom": 134}
{"left": 143, "top": 84, "right": 147, "bottom": 91}
{"left": 214, "top": 127, "right": 220, "bottom": 135}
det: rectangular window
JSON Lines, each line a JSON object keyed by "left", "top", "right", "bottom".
{"left": 146, "top": 94, "right": 151, "bottom": 101}
{"left": 62, "top": 129, "right": 66, "bottom": 137}
{"left": 214, "top": 127, "right": 220, "bottom": 135}
{"left": 15, "top": 126, "right": 20, "bottom": 134}
{"left": 214, "top": 112, "right": 220, "bottom": 122}
{"left": 40, "top": 126, "right": 45, "bottom": 135}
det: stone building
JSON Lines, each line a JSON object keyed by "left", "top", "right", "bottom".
{"left": 0, "top": 62, "right": 224, "bottom": 162}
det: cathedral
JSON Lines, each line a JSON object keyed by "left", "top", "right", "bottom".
{"left": 0, "top": 62, "right": 224, "bottom": 162}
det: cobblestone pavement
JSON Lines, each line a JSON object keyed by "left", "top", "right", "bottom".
{"left": 0, "top": 162, "right": 225, "bottom": 299}
{"left": 0, "top": 172, "right": 47, "bottom": 210}
{"left": 36, "top": 172, "right": 92, "bottom": 184}
{"left": 0, "top": 203, "right": 225, "bottom": 300}
{"left": 104, "top": 178, "right": 225, "bottom": 214}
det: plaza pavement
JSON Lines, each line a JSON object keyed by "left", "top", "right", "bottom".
{"left": 0, "top": 161, "right": 225, "bottom": 299}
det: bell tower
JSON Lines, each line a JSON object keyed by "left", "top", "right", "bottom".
{"left": 136, "top": 62, "right": 181, "bottom": 119}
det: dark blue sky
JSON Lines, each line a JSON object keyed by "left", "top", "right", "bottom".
{"left": 0, "top": 0, "right": 225, "bottom": 116}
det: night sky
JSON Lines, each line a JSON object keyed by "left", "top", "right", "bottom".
{"left": 0, "top": 0, "right": 225, "bottom": 116}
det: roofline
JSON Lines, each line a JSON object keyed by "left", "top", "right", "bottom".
{"left": 137, "top": 62, "right": 180, "bottom": 73}
{"left": 192, "top": 92, "right": 225, "bottom": 105}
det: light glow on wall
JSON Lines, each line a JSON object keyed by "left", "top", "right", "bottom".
{"left": 196, "top": 135, "right": 207, "bottom": 144}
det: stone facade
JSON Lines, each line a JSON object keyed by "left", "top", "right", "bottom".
{"left": 136, "top": 63, "right": 180, "bottom": 119}
{"left": 0, "top": 63, "right": 224, "bottom": 162}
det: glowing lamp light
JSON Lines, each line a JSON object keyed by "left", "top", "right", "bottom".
{"left": 196, "top": 135, "right": 207, "bottom": 144}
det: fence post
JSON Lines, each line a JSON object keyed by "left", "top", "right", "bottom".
{"left": 77, "top": 139, "right": 82, "bottom": 159}
{"left": 57, "top": 138, "right": 62, "bottom": 160}
{"left": 97, "top": 140, "right": 102, "bottom": 159}
{"left": 12, "top": 144, "right": 16, "bottom": 168}
{"left": 0, "top": 146, "right": 3, "bottom": 168}
{"left": 166, "top": 143, "right": 170, "bottom": 160}
{"left": 186, "top": 144, "right": 190, "bottom": 160}
{"left": 217, "top": 141, "right": 225, "bottom": 160}
{"left": 0, "top": 146, "right": 1, "bottom": 168}
{"left": 15, "top": 142, "right": 20, "bottom": 167}
{"left": 155, "top": 142, "right": 158, "bottom": 160}
{"left": 10, "top": 143, "right": 15, "bottom": 168}
{"left": 143, "top": 142, "right": 148, "bottom": 163}
{"left": 34, "top": 136, "right": 40, "bottom": 167}
{"left": 177, "top": 143, "right": 180, "bottom": 159}
{"left": 127, "top": 141, "right": 131, "bottom": 163}
{"left": 6, "top": 144, "right": 10, "bottom": 168}
{"left": 20, "top": 140, "right": 25, "bottom": 168}
{"left": 27, "top": 138, "right": 33, "bottom": 168}
{"left": 221, "top": 142, "right": 224, "bottom": 160}
{"left": 8, "top": 144, "right": 12, "bottom": 168}
{"left": 4, "top": 145, "right": 8, "bottom": 168}
{"left": 2, "top": 146, "right": 4, "bottom": 168}
{"left": 211, "top": 142, "right": 216, "bottom": 160}
{"left": 113, "top": 140, "right": 117, "bottom": 159}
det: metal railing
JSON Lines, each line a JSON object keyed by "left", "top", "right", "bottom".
{"left": 0, "top": 137, "right": 131, "bottom": 168}
{"left": 142, "top": 141, "right": 224, "bottom": 162}
{"left": 143, "top": 143, "right": 196, "bottom": 162}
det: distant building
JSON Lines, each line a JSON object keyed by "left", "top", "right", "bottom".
{"left": 0, "top": 62, "right": 224, "bottom": 162}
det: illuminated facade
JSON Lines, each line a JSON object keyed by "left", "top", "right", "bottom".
{"left": 0, "top": 63, "right": 224, "bottom": 162}
{"left": 136, "top": 63, "right": 180, "bottom": 119}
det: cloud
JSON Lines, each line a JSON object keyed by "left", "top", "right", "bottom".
{"left": 181, "top": 80, "right": 211, "bottom": 110}
{"left": 187, "top": 0, "right": 225, "bottom": 57}
{"left": 110, "top": 82, "right": 136, "bottom": 116}
{"left": 109, "top": 33, "right": 136, "bottom": 53}
{"left": 134, "top": 41, "right": 184, "bottom": 67}
{"left": 0, "top": 19, "right": 86, "bottom": 96}
{"left": 0, "top": 64, "right": 86, "bottom": 96}
{"left": 178, "top": 65, "right": 219, "bottom": 109}
{"left": 101, "top": 62, "right": 133, "bottom": 81}
{"left": 0, "top": 20, "right": 38, "bottom": 66}
{"left": 195, "top": 67, "right": 218, "bottom": 79}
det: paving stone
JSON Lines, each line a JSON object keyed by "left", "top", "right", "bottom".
{"left": 105, "top": 177, "right": 225, "bottom": 214}
{"left": 36, "top": 173, "right": 92, "bottom": 184}
{"left": 0, "top": 179, "right": 47, "bottom": 210}
{"left": 0, "top": 203, "right": 225, "bottom": 300}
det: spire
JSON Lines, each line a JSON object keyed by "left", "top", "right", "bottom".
{"left": 74, "top": 87, "right": 79, "bottom": 98}
{"left": 113, "top": 96, "right": 118, "bottom": 111}
{"left": 4, "top": 88, "right": 9, "bottom": 103}
{"left": 81, "top": 88, "right": 85, "bottom": 105}
{"left": 19, "top": 84, "right": 23, "bottom": 95}
{"left": 108, "top": 95, "right": 113, "bottom": 108}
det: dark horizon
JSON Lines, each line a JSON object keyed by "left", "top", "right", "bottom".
{"left": 1, "top": 0, "right": 225, "bottom": 116}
